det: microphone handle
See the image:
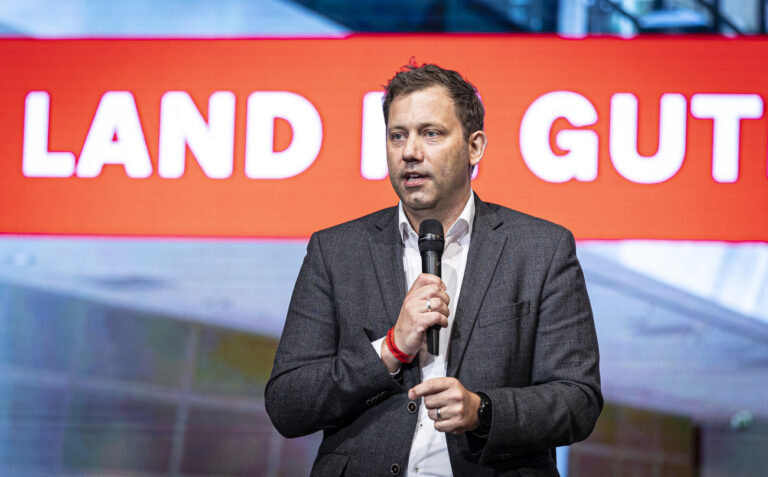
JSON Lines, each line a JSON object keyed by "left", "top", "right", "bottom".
{"left": 422, "top": 250, "right": 442, "bottom": 355}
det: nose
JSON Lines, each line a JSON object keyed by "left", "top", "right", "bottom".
{"left": 402, "top": 134, "right": 423, "bottom": 163}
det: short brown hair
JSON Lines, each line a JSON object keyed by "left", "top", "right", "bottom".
{"left": 382, "top": 60, "right": 485, "bottom": 141}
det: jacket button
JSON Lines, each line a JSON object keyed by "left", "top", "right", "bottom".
{"left": 407, "top": 401, "right": 417, "bottom": 413}
{"left": 391, "top": 463, "right": 401, "bottom": 475}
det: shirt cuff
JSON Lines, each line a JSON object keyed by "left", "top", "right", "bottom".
{"left": 372, "top": 336, "right": 401, "bottom": 376}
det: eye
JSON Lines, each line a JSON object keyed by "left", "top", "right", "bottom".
{"left": 425, "top": 130, "right": 440, "bottom": 138}
{"left": 390, "top": 132, "right": 405, "bottom": 142}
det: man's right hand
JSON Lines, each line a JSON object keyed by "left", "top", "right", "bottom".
{"left": 381, "top": 273, "right": 450, "bottom": 372}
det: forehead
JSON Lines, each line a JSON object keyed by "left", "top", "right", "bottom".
{"left": 387, "top": 86, "right": 459, "bottom": 127}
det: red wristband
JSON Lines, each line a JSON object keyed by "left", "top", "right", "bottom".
{"left": 386, "top": 327, "right": 413, "bottom": 363}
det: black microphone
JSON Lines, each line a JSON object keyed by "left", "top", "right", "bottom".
{"left": 418, "top": 219, "right": 444, "bottom": 356}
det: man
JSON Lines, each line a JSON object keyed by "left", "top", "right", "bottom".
{"left": 265, "top": 62, "right": 602, "bottom": 476}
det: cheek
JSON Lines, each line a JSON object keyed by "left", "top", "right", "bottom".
{"left": 442, "top": 150, "right": 469, "bottom": 178}
{"left": 385, "top": 150, "right": 398, "bottom": 171}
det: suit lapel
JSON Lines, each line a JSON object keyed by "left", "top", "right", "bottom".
{"left": 447, "top": 196, "right": 506, "bottom": 377}
{"left": 368, "top": 208, "right": 423, "bottom": 387}
{"left": 368, "top": 208, "right": 406, "bottom": 328}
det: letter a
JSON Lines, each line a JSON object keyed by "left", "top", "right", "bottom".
{"left": 77, "top": 92, "right": 152, "bottom": 178}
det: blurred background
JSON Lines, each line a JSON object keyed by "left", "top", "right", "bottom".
{"left": 1, "top": 1, "right": 767, "bottom": 476}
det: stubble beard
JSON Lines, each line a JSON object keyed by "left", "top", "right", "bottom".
{"left": 397, "top": 179, "right": 469, "bottom": 226}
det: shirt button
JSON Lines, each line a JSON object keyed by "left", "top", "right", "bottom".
{"left": 414, "top": 466, "right": 420, "bottom": 472}
{"left": 391, "top": 463, "right": 401, "bottom": 475}
{"left": 407, "top": 401, "right": 417, "bottom": 413}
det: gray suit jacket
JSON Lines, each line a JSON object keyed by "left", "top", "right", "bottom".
{"left": 265, "top": 195, "right": 602, "bottom": 476}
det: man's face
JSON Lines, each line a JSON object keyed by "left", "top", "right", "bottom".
{"left": 386, "top": 86, "right": 481, "bottom": 223}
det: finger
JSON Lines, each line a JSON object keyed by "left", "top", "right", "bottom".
{"left": 437, "top": 406, "right": 473, "bottom": 435}
{"left": 423, "top": 379, "right": 465, "bottom": 406}
{"left": 434, "top": 415, "right": 465, "bottom": 434}
{"left": 418, "top": 293, "right": 449, "bottom": 317}
{"left": 425, "top": 387, "right": 464, "bottom": 412}
{"left": 433, "top": 418, "right": 457, "bottom": 433}
{"left": 423, "top": 393, "right": 448, "bottom": 411}
{"left": 428, "top": 404, "right": 454, "bottom": 421}
{"left": 411, "top": 296, "right": 449, "bottom": 322}
{"left": 419, "top": 310, "right": 448, "bottom": 330}
{"left": 423, "top": 286, "right": 450, "bottom": 306}
{"left": 411, "top": 273, "right": 443, "bottom": 290}
{"left": 408, "top": 377, "right": 451, "bottom": 400}
{"left": 422, "top": 298, "right": 450, "bottom": 319}
{"left": 408, "top": 303, "right": 448, "bottom": 328}
{"left": 424, "top": 300, "right": 450, "bottom": 320}
{"left": 412, "top": 284, "right": 449, "bottom": 306}
{"left": 430, "top": 312, "right": 448, "bottom": 328}
{"left": 418, "top": 311, "right": 449, "bottom": 331}
{"left": 406, "top": 286, "right": 447, "bottom": 314}
{"left": 434, "top": 420, "right": 448, "bottom": 433}
{"left": 415, "top": 274, "right": 447, "bottom": 291}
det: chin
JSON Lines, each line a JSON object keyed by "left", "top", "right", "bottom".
{"left": 403, "top": 198, "right": 436, "bottom": 213}
{"left": 398, "top": 188, "right": 438, "bottom": 211}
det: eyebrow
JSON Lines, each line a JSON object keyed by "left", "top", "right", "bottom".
{"left": 387, "top": 122, "right": 446, "bottom": 132}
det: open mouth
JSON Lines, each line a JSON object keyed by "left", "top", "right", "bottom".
{"left": 403, "top": 172, "right": 428, "bottom": 185}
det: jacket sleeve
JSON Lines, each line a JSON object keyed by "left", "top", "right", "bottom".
{"left": 264, "top": 232, "right": 402, "bottom": 438}
{"left": 479, "top": 229, "right": 603, "bottom": 462}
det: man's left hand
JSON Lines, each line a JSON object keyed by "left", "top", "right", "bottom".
{"left": 409, "top": 377, "right": 482, "bottom": 435}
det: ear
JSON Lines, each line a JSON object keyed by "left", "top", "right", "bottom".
{"left": 467, "top": 130, "right": 487, "bottom": 168}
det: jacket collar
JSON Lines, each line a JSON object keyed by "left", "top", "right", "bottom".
{"left": 370, "top": 207, "right": 406, "bottom": 328}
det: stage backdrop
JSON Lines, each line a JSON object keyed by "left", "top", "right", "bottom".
{"left": 1, "top": 36, "right": 766, "bottom": 241}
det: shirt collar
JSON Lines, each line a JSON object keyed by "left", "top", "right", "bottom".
{"left": 398, "top": 190, "right": 475, "bottom": 245}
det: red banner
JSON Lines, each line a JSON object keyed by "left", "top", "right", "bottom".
{"left": 1, "top": 36, "right": 767, "bottom": 240}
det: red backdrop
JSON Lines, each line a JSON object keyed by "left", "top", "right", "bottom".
{"left": 1, "top": 36, "right": 766, "bottom": 240}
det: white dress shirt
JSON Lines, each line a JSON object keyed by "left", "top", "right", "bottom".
{"left": 372, "top": 191, "right": 475, "bottom": 477}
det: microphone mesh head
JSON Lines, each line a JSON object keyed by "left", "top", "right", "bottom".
{"left": 418, "top": 219, "right": 445, "bottom": 253}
